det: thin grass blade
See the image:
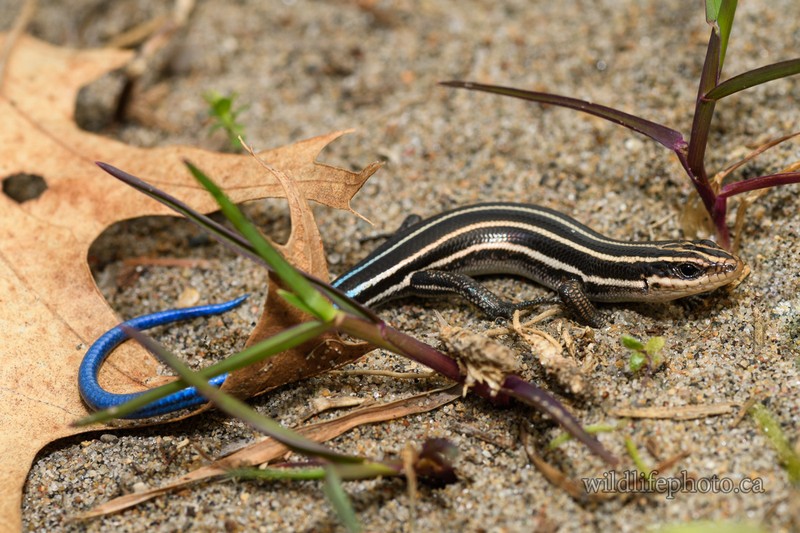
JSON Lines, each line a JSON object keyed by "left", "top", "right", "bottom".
{"left": 705, "top": 58, "right": 800, "bottom": 100}
{"left": 548, "top": 423, "right": 618, "bottom": 450}
{"left": 185, "top": 161, "right": 337, "bottom": 322}
{"left": 324, "top": 465, "right": 362, "bottom": 533}
{"left": 749, "top": 402, "right": 800, "bottom": 485}
{"left": 706, "top": 0, "right": 737, "bottom": 70}
{"left": 719, "top": 172, "right": 800, "bottom": 198}
{"left": 74, "top": 320, "right": 331, "bottom": 425}
{"left": 95, "top": 162, "right": 265, "bottom": 266}
{"left": 230, "top": 461, "right": 399, "bottom": 482}
{"left": 440, "top": 81, "right": 686, "bottom": 151}
{"left": 123, "top": 325, "right": 362, "bottom": 463}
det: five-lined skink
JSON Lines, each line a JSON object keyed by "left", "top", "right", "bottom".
{"left": 79, "top": 202, "right": 744, "bottom": 417}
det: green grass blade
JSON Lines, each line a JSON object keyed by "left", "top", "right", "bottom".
{"left": 749, "top": 402, "right": 800, "bottom": 485}
{"left": 123, "top": 325, "right": 362, "bottom": 463}
{"left": 185, "top": 161, "right": 337, "bottom": 322}
{"left": 548, "top": 423, "right": 618, "bottom": 449}
{"left": 74, "top": 320, "right": 331, "bottom": 425}
{"left": 323, "top": 465, "right": 362, "bottom": 533}
{"left": 440, "top": 81, "right": 687, "bottom": 151}
{"left": 229, "top": 461, "right": 398, "bottom": 482}
{"left": 705, "top": 0, "right": 722, "bottom": 23}
{"left": 706, "top": 0, "right": 737, "bottom": 70}
{"left": 716, "top": 0, "right": 737, "bottom": 70}
{"left": 278, "top": 289, "right": 320, "bottom": 316}
{"left": 624, "top": 436, "right": 652, "bottom": 480}
{"left": 705, "top": 58, "right": 800, "bottom": 100}
{"left": 98, "top": 161, "right": 382, "bottom": 323}
{"left": 230, "top": 466, "right": 328, "bottom": 481}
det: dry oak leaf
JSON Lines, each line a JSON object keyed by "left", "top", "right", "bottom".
{"left": 0, "top": 33, "right": 377, "bottom": 531}
{"left": 214, "top": 150, "right": 374, "bottom": 407}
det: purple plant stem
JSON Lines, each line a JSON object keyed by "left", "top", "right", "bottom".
{"left": 686, "top": 28, "right": 721, "bottom": 205}
{"left": 339, "top": 315, "right": 618, "bottom": 465}
{"left": 719, "top": 172, "right": 800, "bottom": 198}
{"left": 502, "top": 375, "right": 618, "bottom": 466}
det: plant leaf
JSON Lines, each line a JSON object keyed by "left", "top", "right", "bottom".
{"left": 749, "top": 402, "right": 800, "bottom": 485}
{"left": 324, "top": 465, "right": 362, "bottom": 533}
{"left": 687, "top": 28, "right": 721, "bottom": 181}
{"left": 440, "top": 81, "right": 687, "bottom": 151}
{"left": 629, "top": 352, "right": 647, "bottom": 373}
{"left": 621, "top": 335, "right": 645, "bottom": 351}
{"left": 706, "top": 0, "right": 737, "bottom": 71}
{"left": 706, "top": 0, "right": 722, "bottom": 24}
{"left": 705, "top": 58, "right": 800, "bottom": 101}
{"left": 230, "top": 461, "right": 399, "bottom": 482}
{"left": 624, "top": 437, "right": 652, "bottom": 478}
{"left": 644, "top": 336, "right": 665, "bottom": 355}
{"left": 277, "top": 289, "right": 320, "bottom": 317}
{"left": 705, "top": 0, "right": 722, "bottom": 23}
{"left": 718, "top": 172, "right": 800, "bottom": 198}
{"left": 123, "top": 325, "right": 360, "bottom": 463}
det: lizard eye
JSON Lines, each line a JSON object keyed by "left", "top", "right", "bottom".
{"left": 675, "top": 263, "right": 703, "bottom": 279}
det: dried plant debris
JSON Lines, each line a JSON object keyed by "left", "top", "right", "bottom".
{"left": 436, "top": 312, "right": 520, "bottom": 396}
{"left": 485, "top": 311, "right": 589, "bottom": 395}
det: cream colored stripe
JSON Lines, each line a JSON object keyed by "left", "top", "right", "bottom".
{"left": 347, "top": 218, "right": 694, "bottom": 300}
{"left": 363, "top": 241, "right": 647, "bottom": 307}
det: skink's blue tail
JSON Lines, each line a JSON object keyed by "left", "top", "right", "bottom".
{"left": 78, "top": 295, "right": 248, "bottom": 419}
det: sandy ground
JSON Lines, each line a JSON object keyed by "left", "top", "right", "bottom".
{"left": 3, "top": 0, "right": 799, "bottom": 531}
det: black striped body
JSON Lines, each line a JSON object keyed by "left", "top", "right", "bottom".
{"left": 331, "top": 203, "right": 744, "bottom": 320}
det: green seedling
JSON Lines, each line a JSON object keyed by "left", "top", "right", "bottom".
{"left": 204, "top": 91, "right": 248, "bottom": 151}
{"left": 621, "top": 334, "right": 666, "bottom": 373}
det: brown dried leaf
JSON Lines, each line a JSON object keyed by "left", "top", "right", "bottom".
{"left": 218, "top": 146, "right": 374, "bottom": 402}
{"left": 0, "top": 33, "right": 377, "bottom": 529}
